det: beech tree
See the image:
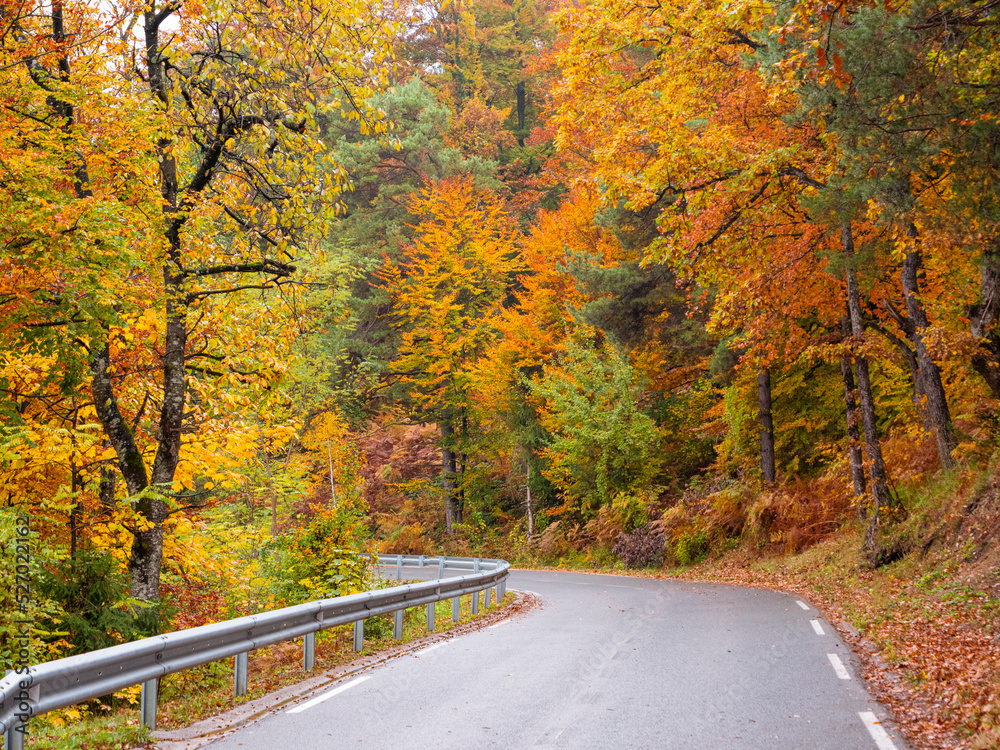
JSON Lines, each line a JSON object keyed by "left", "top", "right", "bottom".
{"left": 380, "top": 177, "right": 523, "bottom": 531}
{"left": 1, "top": 0, "right": 397, "bottom": 615}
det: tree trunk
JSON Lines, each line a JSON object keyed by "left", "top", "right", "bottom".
{"left": 69, "top": 459, "right": 80, "bottom": 560}
{"left": 441, "top": 420, "right": 458, "bottom": 534}
{"left": 98, "top": 462, "right": 117, "bottom": 515}
{"left": 457, "top": 409, "right": 468, "bottom": 525}
{"left": 263, "top": 441, "right": 278, "bottom": 536}
{"left": 525, "top": 463, "right": 534, "bottom": 538}
{"left": 899, "top": 232, "right": 955, "bottom": 469}
{"left": 516, "top": 81, "right": 526, "bottom": 147}
{"left": 326, "top": 440, "right": 337, "bottom": 506}
{"left": 457, "top": 452, "right": 466, "bottom": 525}
{"left": 89, "top": 339, "right": 166, "bottom": 603}
{"left": 840, "top": 315, "right": 867, "bottom": 521}
{"left": 970, "top": 238, "right": 1000, "bottom": 399}
{"left": 842, "top": 223, "right": 892, "bottom": 556}
{"left": 757, "top": 367, "right": 776, "bottom": 483}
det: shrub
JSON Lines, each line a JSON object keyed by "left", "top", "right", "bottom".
{"left": 35, "top": 550, "right": 161, "bottom": 653}
{"left": 611, "top": 524, "right": 665, "bottom": 569}
{"left": 672, "top": 529, "right": 708, "bottom": 566}
{"left": 258, "top": 504, "right": 373, "bottom": 608}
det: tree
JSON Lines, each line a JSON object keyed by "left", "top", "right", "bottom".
{"left": 1, "top": 0, "right": 398, "bottom": 615}
{"left": 380, "top": 177, "right": 523, "bottom": 531}
{"left": 528, "top": 336, "right": 661, "bottom": 515}
{"left": 304, "top": 78, "right": 504, "bottom": 418}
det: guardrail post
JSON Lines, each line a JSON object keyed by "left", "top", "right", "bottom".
{"left": 485, "top": 586, "right": 493, "bottom": 608}
{"left": 452, "top": 595, "right": 460, "bottom": 623}
{"left": 353, "top": 620, "right": 364, "bottom": 652}
{"left": 499, "top": 578, "right": 506, "bottom": 601}
{"left": 396, "top": 557, "right": 402, "bottom": 580}
{"left": 419, "top": 555, "right": 426, "bottom": 568}
{"left": 140, "top": 677, "right": 158, "bottom": 730}
{"left": 473, "top": 558, "right": 480, "bottom": 573}
{"left": 471, "top": 589, "right": 479, "bottom": 615}
{"left": 394, "top": 608, "right": 404, "bottom": 640}
{"left": 303, "top": 632, "right": 315, "bottom": 671}
{"left": 4, "top": 722, "right": 25, "bottom": 750}
{"left": 426, "top": 601, "right": 435, "bottom": 632}
{"left": 437, "top": 556, "right": 445, "bottom": 579}
{"left": 3, "top": 670, "right": 25, "bottom": 750}
{"left": 234, "top": 652, "right": 248, "bottom": 696}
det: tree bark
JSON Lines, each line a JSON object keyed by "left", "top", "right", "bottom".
{"left": 89, "top": 340, "right": 166, "bottom": 602}
{"left": 970, "top": 238, "right": 1000, "bottom": 399}
{"left": 69, "top": 459, "right": 80, "bottom": 560}
{"left": 899, "top": 235, "right": 956, "bottom": 468}
{"left": 840, "top": 315, "right": 867, "bottom": 521}
{"left": 98, "top": 462, "right": 117, "bottom": 515}
{"left": 757, "top": 367, "right": 776, "bottom": 483}
{"left": 842, "top": 223, "right": 892, "bottom": 555}
{"left": 515, "top": 81, "right": 526, "bottom": 147}
{"left": 525, "top": 463, "right": 534, "bottom": 538}
{"left": 441, "top": 420, "right": 458, "bottom": 534}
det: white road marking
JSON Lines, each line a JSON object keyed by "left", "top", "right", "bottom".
{"left": 287, "top": 675, "right": 371, "bottom": 714}
{"left": 488, "top": 620, "right": 509, "bottom": 629}
{"left": 796, "top": 600, "right": 810, "bottom": 610}
{"left": 414, "top": 641, "right": 449, "bottom": 656}
{"left": 827, "top": 653, "right": 851, "bottom": 680}
{"left": 859, "top": 711, "right": 899, "bottom": 750}
{"left": 810, "top": 619, "right": 825, "bottom": 635}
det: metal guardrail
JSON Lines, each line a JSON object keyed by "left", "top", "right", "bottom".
{"left": 0, "top": 554, "right": 509, "bottom": 748}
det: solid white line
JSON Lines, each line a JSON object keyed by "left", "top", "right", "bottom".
{"left": 796, "top": 600, "right": 810, "bottom": 610}
{"left": 810, "top": 619, "right": 825, "bottom": 635}
{"left": 827, "top": 653, "right": 851, "bottom": 680}
{"left": 287, "top": 675, "right": 371, "bottom": 714}
{"left": 488, "top": 620, "right": 509, "bottom": 629}
{"left": 414, "top": 641, "right": 449, "bottom": 656}
{"left": 859, "top": 711, "right": 899, "bottom": 750}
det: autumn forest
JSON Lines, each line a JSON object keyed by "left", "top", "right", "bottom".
{"left": 2, "top": 0, "right": 999, "bottom": 744}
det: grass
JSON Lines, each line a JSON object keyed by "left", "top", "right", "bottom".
{"left": 14, "top": 584, "right": 512, "bottom": 749}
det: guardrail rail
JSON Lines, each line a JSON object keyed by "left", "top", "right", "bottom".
{"left": 0, "top": 554, "right": 509, "bottom": 750}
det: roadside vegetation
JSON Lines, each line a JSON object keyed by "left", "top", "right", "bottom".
{"left": 2, "top": 0, "right": 998, "bottom": 749}
{"left": 18, "top": 588, "right": 514, "bottom": 749}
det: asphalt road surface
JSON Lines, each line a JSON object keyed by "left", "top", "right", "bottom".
{"left": 204, "top": 568, "right": 907, "bottom": 749}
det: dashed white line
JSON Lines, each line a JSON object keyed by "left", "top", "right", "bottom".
{"left": 414, "top": 641, "right": 449, "bottom": 656}
{"left": 810, "top": 619, "right": 825, "bottom": 635}
{"left": 796, "top": 600, "right": 810, "bottom": 610}
{"left": 287, "top": 675, "right": 371, "bottom": 714}
{"left": 859, "top": 711, "right": 899, "bottom": 750}
{"left": 827, "top": 653, "right": 851, "bottom": 680}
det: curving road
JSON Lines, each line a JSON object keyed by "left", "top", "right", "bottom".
{"left": 202, "top": 568, "right": 907, "bottom": 749}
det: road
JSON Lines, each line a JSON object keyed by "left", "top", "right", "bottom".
{"left": 203, "top": 568, "right": 906, "bottom": 749}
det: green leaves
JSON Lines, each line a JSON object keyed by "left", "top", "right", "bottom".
{"left": 529, "top": 335, "right": 661, "bottom": 515}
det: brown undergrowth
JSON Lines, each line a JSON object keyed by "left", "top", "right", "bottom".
{"left": 680, "top": 463, "right": 1000, "bottom": 750}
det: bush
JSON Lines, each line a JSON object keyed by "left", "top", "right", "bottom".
{"left": 611, "top": 524, "right": 665, "bottom": 569}
{"left": 672, "top": 529, "right": 708, "bottom": 566}
{"left": 363, "top": 615, "right": 393, "bottom": 639}
{"left": 35, "top": 550, "right": 161, "bottom": 654}
{"left": 258, "top": 504, "right": 373, "bottom": 608}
